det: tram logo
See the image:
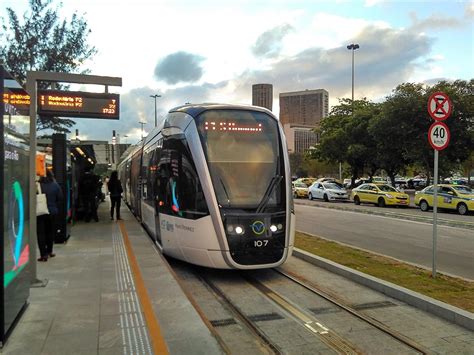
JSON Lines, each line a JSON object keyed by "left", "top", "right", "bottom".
{"left": 160, "top": 220, "right": 174, "bottom": 232}
{"left": 250, "top": 220, "right": 266, "bottom": 235}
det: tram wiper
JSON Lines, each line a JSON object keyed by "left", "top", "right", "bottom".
{"left": 219, "top": 178, "right": 231, "bottom": 207}
{"left": 256, "top": 175, "right": 283, "bottom": 213}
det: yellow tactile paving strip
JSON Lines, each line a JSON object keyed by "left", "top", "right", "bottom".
{"left": 119, "top": 220, "right": 169, "bottom": 355}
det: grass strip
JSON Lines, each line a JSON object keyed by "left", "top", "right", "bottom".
{"left": 295, "top": 231, "right": 474, "bottom": 313}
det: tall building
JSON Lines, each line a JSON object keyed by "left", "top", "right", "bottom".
{"left": 279, "top": 89, "right": 329, "bottom": 126}
{"left": 252, "top": 84, "right": 273, "bottom": 111}
{"left": 283, "top": 124, "right": 320, "bottom": 153}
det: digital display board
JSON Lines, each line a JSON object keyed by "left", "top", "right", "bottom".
{"left": 1, "top": 66, "right": 30, "bottom": 343}
{"left": 3, "top": 89, "right": 120, "bottom": 119}
{"left": 38, "top": 90, "right": 119, "bottom": 119}
{"left": 204, "top": 121, "right": 263, "bottom": 133}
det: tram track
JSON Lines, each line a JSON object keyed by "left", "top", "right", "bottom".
{"left": 168, "top": 260, "right": 279, "bottom": 354}
{"left": 272, "top": 268, "right": 431, "bottom": 354}
{"left": 169, "top": 258, "right": 431, "bottom": 354}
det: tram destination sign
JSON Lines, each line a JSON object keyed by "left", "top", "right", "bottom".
{"left": 37, "top": 90, "right": 120, "bottom": 119}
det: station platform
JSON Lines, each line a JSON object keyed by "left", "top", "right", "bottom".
{"left": 0, "top": 200, "right": 222, "bottom": 355}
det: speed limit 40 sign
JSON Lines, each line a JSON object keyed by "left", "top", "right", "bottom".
{"left": 428, "top": 121, "right": 450, "bottom": 151}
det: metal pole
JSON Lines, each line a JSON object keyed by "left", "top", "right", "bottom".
{"left": 432, "top": 149, "right": 439, "bottom": 278}
{"left": 154, "top": 97, "right": 157, "bottom": 128}
{"left": 351, "top": 48, "right": 355, "bottom": 106}
{"left": 26, "top": 74, "right": 46, "bottom": 286}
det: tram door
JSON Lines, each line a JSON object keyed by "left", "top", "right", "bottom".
{"left": 141, "top": 137, "right": 162, "bottom": 243}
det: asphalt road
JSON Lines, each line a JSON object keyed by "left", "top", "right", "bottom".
{"left": 294, "top": 203, "right": 474, "bottom": 280}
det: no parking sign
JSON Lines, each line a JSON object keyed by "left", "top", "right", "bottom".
{"left": 428, "top": 92, "right": 452, "bottom": 121}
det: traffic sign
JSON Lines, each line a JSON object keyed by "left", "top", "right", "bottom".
{"left": 428, "top": 121, "right": 450, "bottom": 151}
{"left": 428, "top": 91, "right": 452, "bottom": 121}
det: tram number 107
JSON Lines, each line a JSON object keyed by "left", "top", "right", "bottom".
{"left": 254, "top": 240, "right": 269, "bottom": 247}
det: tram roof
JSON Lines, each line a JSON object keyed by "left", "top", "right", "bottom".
{"left": 169, "top": 103, "right": 273, "bottom": 118}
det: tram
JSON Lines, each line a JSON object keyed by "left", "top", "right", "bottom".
{"left": 118, "top": 103, "right": 295, "bottom": 269}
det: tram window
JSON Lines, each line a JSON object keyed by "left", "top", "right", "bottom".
{"left": 157, "top": 136, "right": 209, "bottom": 219}
{"left": 149, "top": 141, "right": 161, "bottom": 210}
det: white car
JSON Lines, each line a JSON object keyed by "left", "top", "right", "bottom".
{"left": 308, "top": 182, "right": 349, "bottom": 202}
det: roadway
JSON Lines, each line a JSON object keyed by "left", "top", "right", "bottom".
{"left": 294, "top": 200, "right": 474, "bottom": 280}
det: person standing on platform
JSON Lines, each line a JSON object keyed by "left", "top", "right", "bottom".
{"left": 37, "top": 169, "right": 63, "bottom": 261}
{"left": 80, "top": 166, "right": 101, "bottom": 222}
{"left": 107, "top": 170, "right": 123, "bottom": 221}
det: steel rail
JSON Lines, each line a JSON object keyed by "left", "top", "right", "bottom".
{"left": 275, "top": 268, "right": 431, "bottom": 355}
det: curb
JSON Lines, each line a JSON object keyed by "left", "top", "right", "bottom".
{"left": 294, "top": 200, "right": 474, "bottom": 230}
{"left": 293, "top": 248, "right": 474, "bottom": 331}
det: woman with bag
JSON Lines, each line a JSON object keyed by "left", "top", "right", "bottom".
{"left": 107, "top": 171, "right": 123, "bottom": 221}
{"left": 36, "top": 169, "right": 63, "bottom": 262}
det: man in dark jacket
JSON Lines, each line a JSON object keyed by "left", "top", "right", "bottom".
{"left": 107, "top": 170, "right": 123, "bottom": 220}
{"left": 80, "top": 166, "right": 101, "bottom": 222}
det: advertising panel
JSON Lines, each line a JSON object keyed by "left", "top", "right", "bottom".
{"left": 0, "top": 66, "right": 30, "bottom": 343}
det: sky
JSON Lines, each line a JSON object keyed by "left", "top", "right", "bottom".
{"left": 2, "top": 0, "right": 473, "bottom": 144}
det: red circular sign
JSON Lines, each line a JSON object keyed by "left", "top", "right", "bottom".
{"left": 428, "top": 121, "right": 450, "bottom": 151}
{"left": 428, "top": 91, "right": 452, "bottom": 121}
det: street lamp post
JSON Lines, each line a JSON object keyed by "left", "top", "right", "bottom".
{"left": 150, "top": 94, "right": 161, "bottom": 127}
{"left": 346, "top": 43, "right": 360, "bottom": 110}
{"left": 139, "top": 122, "right": 146, "bottom": 139}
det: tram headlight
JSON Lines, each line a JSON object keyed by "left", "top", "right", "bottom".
{"left": 270, "top": 225, "right": 278, "bottom": 233}
{"left": 235, "top": 226, "right": 244, "bottom": 235}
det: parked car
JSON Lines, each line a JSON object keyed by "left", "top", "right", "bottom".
{"left": 343, "top": 178, "right": 351, "bottom": 188}
{"left": 294, "top": 177, "right": 317, "bottom": 187}
{"left": 407, "top": 177, "right": 427, "bottom": 190}
{"left": 353, "top": 178, "right": 370, "bottom": 188}
{"left": 308, "top": 182, "right": 349, "bottom": 202}
{"left": 292, "top": 182, "right": 309, "bottom": 199}
{"left": 351, "top": 183, "right": 410, "bottom": 207}
{"left": 414, "top": 184, "right": 473, "bottom": 215}
{"left": 443, "top": 177, "right": 469, "bottom": 186}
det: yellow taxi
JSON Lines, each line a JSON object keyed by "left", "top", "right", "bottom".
{"left": 294, "top": 177, "right": 317, "bottom": 187}
{"left": 414, "top": 184, "right": 474, "bottom": 215}
{"left": 351, "top": 183, "right": 410, "bottom": 207}
{"left": 292, "top": 182, "right": 309, "bottom": 199}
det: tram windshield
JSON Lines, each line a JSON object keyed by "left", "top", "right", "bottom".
{"left": 197, "top": 110, "right": 283, "bottom": 209}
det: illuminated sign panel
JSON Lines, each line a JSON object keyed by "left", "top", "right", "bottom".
{"left": 204, "top": 121, "right": 263, "bottom": 133}
{"left": 38, "top": 90, "right": 119, "bottom": 119}
{"left": 3, "top": 89, "right": 120, "bottom": 119}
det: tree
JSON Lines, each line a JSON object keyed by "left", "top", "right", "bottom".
{"left": 315, "top": 98, "right": 380, "bottom": 186}
{"left": 369, "top": 83, "right": 425, "bottom": 186}
{"left": 0, "top": 0, "right": 97, "bottom": 133}
{"left": 386, "top": 80, "right": 473, "bottom": 184}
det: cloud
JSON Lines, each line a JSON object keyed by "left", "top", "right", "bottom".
{"left": 232, "top": 24, "right": 435, "bottom": 107}
{"left": 365, "top": 0, "right": 385, "bottom": 7}
{"left": 154, "top": 51, "right": 205, "bottom": 85}
{"left": 409, "top": 12, "right": 464, "bottom": 32}
{"left": 72, "top": 21, "right": 453, "bottom": 142}
{"left": 466, "top": 2, "right": 474, "bottom": 19}
{"left": 71, "top": 81, "right": 229, "bottom": 144}
{"left": 252, "top": 24, "right": 294, "bottom": 58}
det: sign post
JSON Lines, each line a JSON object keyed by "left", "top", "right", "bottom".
{"left": 427, "top": 92, "right": 452, "bottom": 278}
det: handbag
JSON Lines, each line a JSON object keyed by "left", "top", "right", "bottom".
{"left": 36, "top": 182, "right": 49, "bottom": 216}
